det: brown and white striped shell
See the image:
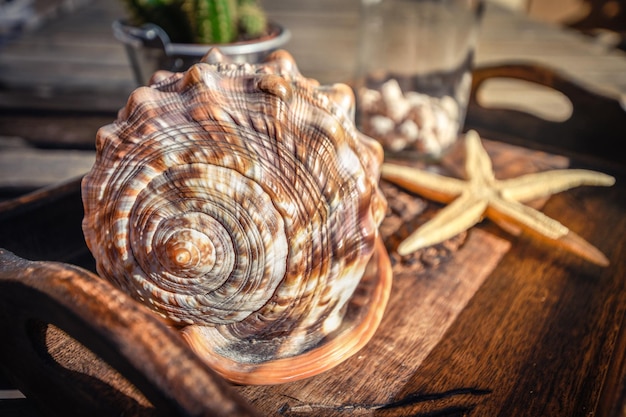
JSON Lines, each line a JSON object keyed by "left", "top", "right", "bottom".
{"left": 81, "top": 49, "right": 392, "bottom": 385}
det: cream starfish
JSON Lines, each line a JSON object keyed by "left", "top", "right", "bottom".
{"left": 382, "top": 130, "right": 616, "bottom": 266}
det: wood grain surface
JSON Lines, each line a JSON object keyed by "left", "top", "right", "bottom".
{"left": 3, "top": 139, "right": 623, "bottom": 417}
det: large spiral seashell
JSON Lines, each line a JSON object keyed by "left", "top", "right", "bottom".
{"left": 81, "top": 49, "right": 391, "bottom": 384}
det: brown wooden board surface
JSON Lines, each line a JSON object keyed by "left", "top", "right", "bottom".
{"left": 2, "top": 139, "right": 624, "bottom": 416}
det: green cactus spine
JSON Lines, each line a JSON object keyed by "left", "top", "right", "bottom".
{"left": 237, "top": 0, "right": 267, "bottom": 40}
{"left": 185, "top": 0, "right": 238, "bottom": 44}
{"left": 120, "top": 0, "right": 269, "bottom": 44}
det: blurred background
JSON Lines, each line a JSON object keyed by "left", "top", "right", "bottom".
{"left": 0, "top": 0, "right": 625, "bottom": 199}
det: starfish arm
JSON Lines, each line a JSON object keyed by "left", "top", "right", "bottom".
{"left": 465, "top": 130, "right": 495, "bottom": 183}
{"left": 397, "top": 193, "right": 487, "bottom": 255}
{"left": 552, "top": 230, "right": 610, "bottom": 267}
{"left": 487, "top": 197, "right": 609, "bottom": 266}
{"left": 498, "top": 169, "right": 616, "bottom": 202}
{"left": 487, "top": 197, "right": 570, "bottom": 240}
{"left": 381, "top": 163, "right": 466, "bottom": 203}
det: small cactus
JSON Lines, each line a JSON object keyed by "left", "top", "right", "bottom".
{"left": 237, "top": 1, "right": 267, "bottom": 40}
{"left": 121, "top": 0, "right": 269, "bottom": 44}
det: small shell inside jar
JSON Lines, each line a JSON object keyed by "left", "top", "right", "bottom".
{"left": 357, "top": 74, "right": 471, "bottom": 158}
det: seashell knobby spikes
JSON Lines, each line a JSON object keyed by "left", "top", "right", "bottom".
{"left": 81, "top": 49, "right": 392, "bottom": 385}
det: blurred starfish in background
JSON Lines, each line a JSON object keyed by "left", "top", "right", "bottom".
{"left": 382, "top": 130, "right": 616, "bottom": 266}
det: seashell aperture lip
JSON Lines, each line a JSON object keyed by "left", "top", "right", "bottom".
{"left": 81, "top": 48, "right": 391, "bottom": 384}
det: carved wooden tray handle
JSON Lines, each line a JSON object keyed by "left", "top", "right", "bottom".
{"left": 0, "top": 249, "right": 259, "bottom": 417}
{"left": 467, "top": 62, "right": 625, "bottom": 164}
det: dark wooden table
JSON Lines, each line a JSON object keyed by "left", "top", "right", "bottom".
{"left": 0, "top": 1, "right": 625, "bottom": 416}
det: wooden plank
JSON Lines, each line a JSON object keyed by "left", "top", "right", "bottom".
{"left": 0, "top": 0, "right": 94, "bottom": 41}
{"left": 0, "top": 62, "right": 134, "bottom": 90}
{"left": 0, "top": 147, "right": 95, "bottom": 190}
{"left": 0, "top": 42, "right": 129, "bottom": 62}
{"left": 0, "top": 112, "right": 111, "bottom": 147}
{"left": 0, "top": 90, "right": 129, "bottom": 113}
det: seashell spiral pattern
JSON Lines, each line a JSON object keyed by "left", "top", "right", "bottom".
{"left": 81, "top": 49, "right": 391, "bottom": 384}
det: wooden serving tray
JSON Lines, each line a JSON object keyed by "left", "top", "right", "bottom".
{"left": 1, "top": 63, "right": 625, "bottom": 416}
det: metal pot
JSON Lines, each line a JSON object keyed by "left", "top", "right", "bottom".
{"left": 113, "top": 19, "right": 291, "bottom": 86}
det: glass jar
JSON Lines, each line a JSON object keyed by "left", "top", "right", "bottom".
{"left": 355, "top": 0, "right": 485, "bottom": 160}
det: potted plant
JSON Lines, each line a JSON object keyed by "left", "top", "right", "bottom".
{"left": 113, "top": 0, "right": 291, "bottom": 85}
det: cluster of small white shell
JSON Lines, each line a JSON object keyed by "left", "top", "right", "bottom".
{"left": 358, "top": 78, "right": 461, "bottom": 157}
